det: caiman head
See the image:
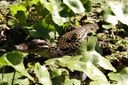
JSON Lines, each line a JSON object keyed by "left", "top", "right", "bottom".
{"left": 15, "top": 39, "right": 52, "bottom": 58}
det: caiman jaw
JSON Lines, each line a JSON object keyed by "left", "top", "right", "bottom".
{"left": 15, "top": 39, "right": 50, "bottom": 53}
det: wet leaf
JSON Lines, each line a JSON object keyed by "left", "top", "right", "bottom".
{"left": 64, "top": 78, "right": 80, "bottom": 85}
{"left": 88, "top": 51, "right": 116, "bottom": 72}
{"left": 34, "top": 63, "right": 52, "bottom": 85}
{"left": 90, "top": 80, "right": 110, "bottom": 85}
{"left": 29, "top": 19, "right": 55, "bottom": 39}
{"left": 108, "top": 67, "right": 128, "bottom": 85}
{"left": 0, "top": 81, "right": 8, "bottom": 85}
{"left": 76, "top": 36, "right": 116, "bottom": 72}
{"left": 40, "top": 0, "right": 68, "bottom": 26}
{"left": 87, "top": 36, "right": 97, "bottom": 51}
{"left": 51, "top": 67, "right": 69, "bottom": 77}
{"left": 108, "top": 1, "right": 128, "bottom": 25}
{"left": 0, "top": 51, "right": 33, "bottom": 81}
{"left": 10, "top": 4, "right": 26, "bottom": 16}
{"left": 68, "top": 61, "right": 108, "bottom": 81}
{"left": 63, "top": 0, "right": 85, "bottom": 13}
{"left": 0, "top": 72, "right": 29, "bottom": 84}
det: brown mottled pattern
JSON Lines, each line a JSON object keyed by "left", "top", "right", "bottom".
{"left": 57, "top": 24, "right": 98, "bottom": 52}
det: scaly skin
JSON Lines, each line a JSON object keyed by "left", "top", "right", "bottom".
{"left": 15, "top": 24, "right": 98, "bottom": 58}
{"left": 58, "top": 24, "right": 98, "bottom": 50}
{"left": 51, "top": 23, "right": 98, "bottom": 57}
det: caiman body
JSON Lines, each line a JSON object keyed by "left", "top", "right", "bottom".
{"left": 15, "top": 24, "right": 98, "bottom": 58}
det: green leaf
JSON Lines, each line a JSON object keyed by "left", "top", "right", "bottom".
{"left": 0, "top": 71, "right": 29, "bottom": 85}
{"left": 57, "top": 55, "right": 82, "bottom": 68}
{"left": 81, "top": 0, "right": 92, "bottom": 12}
{"left": 45, "top": 55, "right": 82, "bottom": 69}
{"left": 0, "top": 72, "right": 14, "bottom": 83}
{"left": 0, "top": 81, "right": 8, "bottom": 85}
{"left": 45, "top": 55, "right": 108, "bottom": 81}
{"left": 52, "top": 13, "right": 69, "bottom": 26}
{"left": 90, "top": 80, "right": 110, "bottom": 85}
{"left": 33, "top": 63, "right": 52, "bottom": 85}
{"left": 76, "top": 36, "right": 116, "bottom": 72}
{"left": 108, "top": 1, "right": 128, "bottom": 25}
{"left": 108, "top": 67, "right": 128, "bottom": 85}
{"left": 45, "top": 58, "right": 57, "bottom": 66}
{"left": 15, "top": 11, "right": 26, "bottom": 24}
{"left": 88, "top": 51, "right": 116, "bottom": 72}
{"left": 41, "top": 19, "right": 55, "bottom": 30}
{"left": 10, "top": 4, "right": 26, "bottom": 16}
{"left": 68, "top": 61, "right": 108, "bottom": 81}
{"left": 10, "top": 3, "right": 27, "bottom": 24}
{"left": 76, "top": 40, "right": 88, "bottom": 55}
{"left": 13, "top": 78, "right": 29, "bottom": 85}
{"left": 29, "top": 0, "right": 40, "bottom": 5}
{"left": 102, "top": 4, "right": 118, "bottom": 26}
{"left": 7, "top": 19, "right": 15, "bottom": 26}
{"left": 108, "top": 72, "right": 120, "bottom": 81}
{"left": 0, "top": 57, "right": 8, "bottom": 68}
{"left": 29, "top": 19, "right": 55, "bottom": 39}
{"left": 0, "top": 51, "right": 33, "bottom": 81}
{"left": 50, "top": 67, "right": 69, "bottom": 77}
{"left": 120, "top": 67, "right": 128, "bottom": 74}
{"left": 64, "top": 78, "right": 80, "bottom": 85}
{"left": 76, "top": 38, "right": 94, "bottom": 62}
{"left": 52, "top": 76, "right": 65, "bottom": 85}
{"left": 87, "top": 36, "right": 97, "bottom": 51}
{"left": 102, "top": 24, "right": 115, "bottom": 29}
{"left": 40, "top": 0, "right": 68, "bottom": 26}
{"left": 76, "top": 36, "right": 97, "bottom": 56}
{"left": 63, "top": 0, "right": 85, "bottom": 13}
{"left": 45, "top": 56, "right": 72, "bottom": 67}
